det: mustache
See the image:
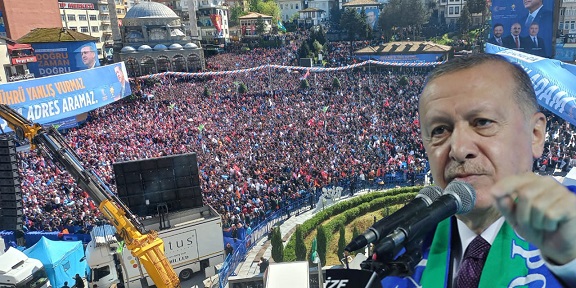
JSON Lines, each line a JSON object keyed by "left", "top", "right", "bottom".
{"left": 445, "top": 162, "right": 488, "bottom": 181}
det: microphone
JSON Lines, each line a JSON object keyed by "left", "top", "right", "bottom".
{"left": 372, "top": 180, "right": 476, "bottom": 260}
{"left": 345, "top": 185, "right": 443, "bottom": 253}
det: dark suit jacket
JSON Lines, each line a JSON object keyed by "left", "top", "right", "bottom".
{"left": 527, "top": 36, "right": 546, "bottom": 57}
{"left": 520, "top": 7, "right": 553, "bottom": 57}
{"left": 502, "top": 35, "right": 532, "bottom": 51}
{"left": 488, "top": 36, "right": 504, "bottom": 46}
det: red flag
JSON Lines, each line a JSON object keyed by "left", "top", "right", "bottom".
{"left": 210, "top": 14, "right": 223, "bottom": 33}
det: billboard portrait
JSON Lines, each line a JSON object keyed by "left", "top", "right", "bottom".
{"left": 27, "top": 41, "right": 101, "bottom": 77}
{"left": 365, "top": 8, "right": 380, "bottom": 30}
{"left": 489, "top": 0, "right": 554, "bottom": 58}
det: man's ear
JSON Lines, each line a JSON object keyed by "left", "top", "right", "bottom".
{"left": 531, "top": 112, "right": 547, "bottom": 158}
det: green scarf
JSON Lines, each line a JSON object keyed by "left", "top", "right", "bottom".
{"left": 420, "top": 218, "right": 529, "bottom": 287}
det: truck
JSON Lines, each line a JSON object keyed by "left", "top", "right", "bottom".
{"left": 0, "top": 105, "right": 180, "bottom": 288}
{"left": 86, "top": 205, "right": 224, "bottom": 288}
{"left": 0, "top": 247, "right": 50, "bottom": 288}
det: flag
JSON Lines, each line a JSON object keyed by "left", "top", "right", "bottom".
{"left": 52, "top": 124, "right": 62, "bottom": 130}
{"left": 168, "top": 103, "right": 176, "bottom": 110}
{"left": 300, "top": 70, "right": 310, "bottom": 80}
{"left": 198, "top": 124, "right": 205, "bottom": 132}
{"left": 278, "top": 20, "right": 287, "bottom": 32}
{"left": 310, "top": 237, "right": 318, "bottom": 263}
{"left": 322, "top": 106, "right": 329, "bottom": 113}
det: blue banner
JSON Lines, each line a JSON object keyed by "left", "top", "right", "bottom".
{"left": 486, "top": 43, "right": 576, "bottom": 126}
{"left": 356, "top": 53, "right": 444, "bottom": 63}
{"left": 366, "top": 8, "right": 380, "bottom": 30}
{"left": 488, "top": 0, "right": 554, "bottom": 58}
{"left": 27, "top": 42, "right": 101, "bottom": 77}
{"left": 0, "top": 62, "right": 131, "bottom": 131}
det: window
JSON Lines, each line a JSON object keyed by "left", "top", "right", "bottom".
{"left": 92, "top": 26, "right": 99, "bottom": 32}
{"left": 565, "top": 22, "right": 570, "bottom": 29}
{"left": 69, "top": 26, "right": 77, "bottom": 31}
{"left": 101, "top": 5, "right": 108, "bottom": 11}
{"left": 449, "top": 7, "right": 454, "bottom": 15}
{"left": 571, "top": 21, "right": 575, "bottom": 30}
{"left": 79, "top": 15, "right": 87, "bottom": 21}
{"left": 280, "top": 4, "right": 283, "bottom": 9}
{"left": 296, "top": 4, "right": 299, "bottom": 9}
{"left": 61, "top": 14, "right": 66, "bottom": 21}
{"left": 90, "top": 15, "right": 97, "bottom": 21}
{"left": 117, "top": 8, "right": 124, "bottom": 14}
{"left": 291, "top": 4, "right": 293, "bottom": 9}
{"left": 81, "top": 26, "right": 89, "bottom": 33}
{"left": 455, "top": 6, "right": 459, "bottom": 14}
{"left": 68, "top": 14, "right": 76, "bottom": 21}
{"left": 560, "top": 21, "right": 564, "bottom": 30}
{"left": 561, "top": 8, "right": 565, "bottom": 16}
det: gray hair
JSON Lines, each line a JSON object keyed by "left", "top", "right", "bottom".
{"left": 424, "top": 53, "right": 539, "bottom": 117}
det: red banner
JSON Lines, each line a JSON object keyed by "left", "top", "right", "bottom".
{"left": 210, "top": 14, "right": 222, "bottom": 33}
{"left": 11, "top": 56, "right": 37, "bottom": 65}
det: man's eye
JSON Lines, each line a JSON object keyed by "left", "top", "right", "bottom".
{"left": 431, "top": 126, "right": 447, "bottom": 136}
{"left": 475, "top": 119, "right": 493, "bottom": 127}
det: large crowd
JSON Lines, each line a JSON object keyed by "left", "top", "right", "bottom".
{"left": 13, "top": 32, "right": 576, "bottom": 234}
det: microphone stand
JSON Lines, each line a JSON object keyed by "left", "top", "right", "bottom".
{"left": 360, "top": 236, "right": 424, "bottom": 280}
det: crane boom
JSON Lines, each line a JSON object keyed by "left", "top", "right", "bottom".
{"left": 0, "top": 105, "right": 181, "bottom": 288}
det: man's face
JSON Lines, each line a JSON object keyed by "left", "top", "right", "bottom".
{"left": 419, "top": 62, "right": 545, "bottom": 213}
{"left": 529, "top": 24, "right": 539, "bottom": 36}
{"left": 493, "top": 26, "right": 504, "bottom": 38}
{"left": 524, "top": 0, "right": 543, "bottom": 12}
{"left": 367, "top": 12, "right": 376, "bottom": 24}
{"left": 511, "top": 23, "right": 522, "bottom": 36}
{"left": 81, "top": 46, "right": 95, "bottom": 67}
{"left": 115, "top": 67, "right": 124, "bottom": 83}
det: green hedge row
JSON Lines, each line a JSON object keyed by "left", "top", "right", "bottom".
{"left": 284, "top": 187, "right": 421, "bottom": 261}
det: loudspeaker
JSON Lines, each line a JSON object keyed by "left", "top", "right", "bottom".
{"left": 113, "top": 153, "right": 203, "bottom": 216}
{"left": 0, "top": 137, "right": 24, "bottom": 231}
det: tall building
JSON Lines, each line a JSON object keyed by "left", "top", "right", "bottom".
{"left": 0, "top": 0, "right": 62, "bottom": 40}
{"left": 59, "top": 0, "right": 104, "bottom": 55}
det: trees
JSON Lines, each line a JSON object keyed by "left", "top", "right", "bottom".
{"left": 229, "top": 5, "right": 246, "bottom": 27}
{"left": 295, "top": 226, "right": 307, "bottom": 261}
{"left": 271, "top": 227, "right": 284, "bottom": 262}
{"left": 378, "top": 0, "right": 427, "bottom": 41}
{"left": 340, "top": 9, "right": 365, "bottom": 43}
{"left": 317, "top": 225, "right": 327, "bottom": 266}
{"left": 337, "top": 225, "right": 346, "bottom": 259}
{"left": 457, "top": 5, "right": 471, "bottom": 36}
{"left": 256, "top": 16, "right": 266, "bottom": 35}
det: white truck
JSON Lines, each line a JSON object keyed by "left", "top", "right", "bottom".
{"left": 0, "top": 247, "right": 51, "bottom": 288}
{"left": 86, "top": 205, "right": 224, "bottom": 288}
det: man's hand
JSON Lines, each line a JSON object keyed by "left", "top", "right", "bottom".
{"left": 491, "top": 173, "right": 576, "bottom": 265}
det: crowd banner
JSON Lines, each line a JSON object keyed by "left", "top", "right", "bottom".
{"left": 486, "top": 43, "right": 576, "bottom": 126}
{"left": 0, "top": 62, "right": 131, "bottom": 131}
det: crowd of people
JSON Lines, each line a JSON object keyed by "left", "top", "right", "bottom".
{"left": 12, "top": 32, "right": 576, "bottom": 235}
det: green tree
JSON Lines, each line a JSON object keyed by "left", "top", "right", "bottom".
{"left": 229, "top": 5, "right": 247, "bottom": 27}
{"left": 271, "top": 227, "right": 284, "bottom": 262}
{"left": 295, "top": 226, "right": 307, "bottom": 261}
{"left": 256, "top": 16, "right": 266, "bottom": 35}
{"left": 300, "top": 79, "right": 310, "bottom": 89}
{"left": 378, "top": 0, "right": 427, "bottom": 40}
{"left": 330, "top": 6, "right": 342, "bottom": 26}
{"left": 332, "top": 77, "right": 341, "bottom": 90}
{"left": 340, "top": 9, "right": 364, "bottom": 50}
{"left": 337, "top": 225, "right": 346, "bottom": 259}
{"left": 398, "top": 75, "right": 409, "bottom": 86}
{"left": 317, "top": 225, "right": 327, "bottom": 266}
{"left": 257, "top": 1, "right": 281, "bottom": 20}
{"left": 467, "top": 0, "right": 486, "bottom": 25}
{"left": 298, "top": 42, "right": 312, "bottom": 59}
{"left": 457, "top": 5, "right": 471, "bottom": 36}
{"left": 238, "top": 83, "right": 248, "bottom": 94}
{"left": 249, "top": 0, "right": 259, "bottom": 12}
{"left": 203, "top": 86, "right": 211, "bottom": 97}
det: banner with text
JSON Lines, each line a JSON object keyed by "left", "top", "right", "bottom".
{"left": 27, "top": 41, "right": 101, "bottom": 77}
{"left": 355, "top": 53, "right": 445, "bottom": 63}
{"left": 486, "top": 43, "right": 576, "bottom": 126}
{"left": 0, "top": 62, "right": 131, "bottom": 130}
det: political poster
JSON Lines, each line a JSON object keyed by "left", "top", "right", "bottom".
{"left": 27, "top": 42, "right": 101, "bottom": 77}
{"left": 0, "top": 62, "right": 131, "bottom": 131}
{"left": 488, "top": 0, "right": 554, "bottom": 58}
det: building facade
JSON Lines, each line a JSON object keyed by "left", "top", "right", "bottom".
{"left": 278, "top": 0, "right": 303, "bottom": 22}
{"left": 0, "top": 0, "right": 62, "bottom": 40}
{"left": 239, "top": 12, "right": 273, "bottom": 36}
{"left": 119, "top": 1, "right": 204, "bottom": 76}
{"left": 59, "top": 1, "right": 104, "bottom": 54}
{"left": 297, "top": 7, "right": 326, "bottom": 27}
{"left": 0, "top": 37, "right": 36, "bottom": 83}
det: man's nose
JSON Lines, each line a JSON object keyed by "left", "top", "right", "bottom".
{"left": 448, "top": 125, "right": 477, "bottom": 163}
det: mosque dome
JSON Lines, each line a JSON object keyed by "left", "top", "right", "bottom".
{"left": 120, "top": 46, "right": 136, "bottom": 53}
{"left": 184, "top": 43, "right": 199, "bottom": 49}
{"left": 153, "top": 44, "right": 168, "bottom": 51}
{"left": 124, "top": 2, "right": 178, "bottom": 19}
{"left": 138, "top": 45, "right": 153, "bottom": 51}
{"left": 168, "top": 43, "right": 183, "bottom": 50}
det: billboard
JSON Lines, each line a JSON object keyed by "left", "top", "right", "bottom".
{"left": 0, "top": 62, "right": 131, "bottom": 131}
{"left": 356, "top": 53, "right": 445, "bottom": 63}
{"left": 0, "top": 10, "right": 6, "bottom": 37}
{"left": 488, "top": 0, "right": 554, "bottom": 58}
{"left": 27, "top": 42, "right": 101, "bottom": 77}
{"left": 365, "top": 8, "right": 380, "bottom": 30}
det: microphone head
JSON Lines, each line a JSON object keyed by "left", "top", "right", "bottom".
{"left": 444, "top": 180, "right": 476, "bottom": 214}
{"left": 415, "top": 185, "right": 443, "bottom": 205}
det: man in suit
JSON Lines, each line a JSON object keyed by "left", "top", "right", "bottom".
{"left": 527, "top": 22, "right": 547, "bottom": 57}
{"left": 488, "top": 23, "right": 505, "bottom": 46}
{"left": 520, "top": 0, "right": 553, "bottom": 40}
{"left": 381, "top": 53, "right": 576, "bottom": 288}
{"left": 502, "top": 22, "right": 531, "bottom": 51}
{"left": 114, "top": 64, "right": 131, "bottom": 100}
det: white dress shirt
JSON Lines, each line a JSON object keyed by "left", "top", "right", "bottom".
{"left": 451, "top": 217, "right": 576, "bottom": 287}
